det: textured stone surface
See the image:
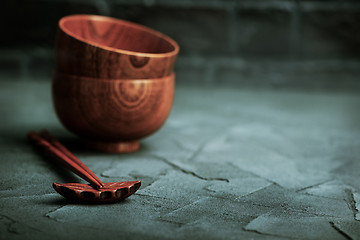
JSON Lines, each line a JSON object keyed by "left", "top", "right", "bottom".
{"left": 235, "top": 8, "right": 292, "bottom": 59}
{"left": 301, "top": 8, "right": 360, "bottom": 59}
{"left": 1, "top": 79, "right": 360, "bottom": 239}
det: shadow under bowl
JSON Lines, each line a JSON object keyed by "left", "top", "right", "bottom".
{"left": 56, "top": 14, "right": 179, "bottom": 79}
{"left": 52, "top": 72, "right": 175, "bottom": 153}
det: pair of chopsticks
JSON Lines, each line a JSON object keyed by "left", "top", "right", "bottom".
{"left": 27, "top": 130, "right": 104, "bottom": 190}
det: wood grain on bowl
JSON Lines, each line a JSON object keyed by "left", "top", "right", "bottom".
{"left": 52, "top": 72, "right": 175, "bottom": 153}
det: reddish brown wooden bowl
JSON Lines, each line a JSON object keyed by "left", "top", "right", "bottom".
{"left": 56, "top": 14, "right": 179, "bottom": 79}
{"left": 52, "top": 72, "right": 175, "bottom": 153}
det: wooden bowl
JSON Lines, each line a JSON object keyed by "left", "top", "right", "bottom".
{"left": 52, "top": 72, "right": 175, "bottom": 153}
{"left": 56, "top": 14, "right": 179, "bottom": 79}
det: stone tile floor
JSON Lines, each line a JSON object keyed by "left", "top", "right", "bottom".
{"left": 0, "top": 80, "right": 360, "bottom": 239}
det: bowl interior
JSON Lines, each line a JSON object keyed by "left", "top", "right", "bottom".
{"left": 60, "top": 15, "right": 177, "bottom": 55}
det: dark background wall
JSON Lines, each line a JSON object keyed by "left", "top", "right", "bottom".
{"left": 1, "top": 0, "right": 360, "bottom": 90}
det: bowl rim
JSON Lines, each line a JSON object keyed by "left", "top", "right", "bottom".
{"left": 59, "top": 14, "right": 180, "bottom": 58}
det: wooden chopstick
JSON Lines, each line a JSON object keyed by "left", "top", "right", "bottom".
{"left": 27, "top": 131, "right": 103, "bottom": 190}
{"left": 39, "top": 130, "right": 104, "bottom": 188}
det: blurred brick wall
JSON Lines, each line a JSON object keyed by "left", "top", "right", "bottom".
{"left": 0, "top": 0, "right": 359, "bottom": 90}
